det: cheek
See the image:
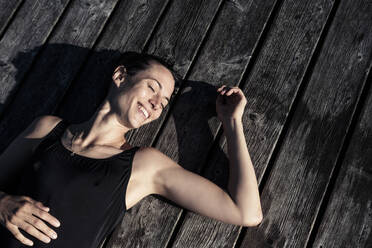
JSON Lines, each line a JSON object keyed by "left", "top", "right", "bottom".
{"left": 130, "top": 84, "right": 148, "bottom": 99}
{"left": 151, "top": 110, "right": 163, "bottom": 121}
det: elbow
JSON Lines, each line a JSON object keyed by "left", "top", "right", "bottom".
{"left": 241, "top": 212, "right": 263, "bottom": 227}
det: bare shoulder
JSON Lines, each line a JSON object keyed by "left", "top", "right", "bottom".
{"left": 134, "top": 147, "right": 177, "bottom": 169}
{"left": 133, "top": 147, "right": 180, "bottom": 195}
{"left": 24, "top": 115, "right": 63, "bottom": 139}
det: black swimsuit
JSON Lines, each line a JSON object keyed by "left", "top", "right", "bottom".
{"left": 1, "top": 119, "right": 140, "bottom": 247}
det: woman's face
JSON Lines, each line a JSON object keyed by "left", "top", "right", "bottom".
{"left": 111, "top": 61, "right": 175, "bottom": 129}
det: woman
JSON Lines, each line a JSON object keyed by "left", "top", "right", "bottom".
{"left": 0, "top": 52, "right": 262, "bottom": 247}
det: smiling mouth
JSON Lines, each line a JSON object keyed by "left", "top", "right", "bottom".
{"left": 138, "top": 102, "right": 150, "bottom": 119}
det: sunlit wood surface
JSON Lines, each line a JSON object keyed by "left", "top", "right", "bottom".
{"left": 0, "top": 0, "right": 370, "bottom": 247}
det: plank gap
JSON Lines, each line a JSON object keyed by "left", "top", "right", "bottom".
{"left": 52, "top": 0, "right": 123, "bottom": 114}
{"left": 0, "top": 0, "right": 24, "bottom": 40}
{"left": 143, "top": 0, "right": 174, "bottom": 53}
{"left": 182, "top": 0, "right": 227, "bottom": 80}
{"left": 257, "top": 0, "right": 341, "bottom": 194}
{"left": 0, "top": 0, "right": 73, "bottom": 122}
{"left": 305, "top": 62, "right": 372, "bottom": 248}
{"left": 150, "top": 0, "right": 226, "bottom": 149}
{"left": 237, "top": 0, "right": 284, "bottom": 91}
{"left": 164, "top": 209, "right": 188, "bottom": 248}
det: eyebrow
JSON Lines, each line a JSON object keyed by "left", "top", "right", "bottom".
{"left": 151, "top": 78, "right": 170, "bottom": 103}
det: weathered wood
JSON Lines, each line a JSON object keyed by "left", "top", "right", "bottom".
{"left": 0, "top": 0, "right": 23, "bottom": 36}
{"left": 170, "top": 0, "right": 336, "bottom": 247}
{"left": 239, "top": 0, "right": 372, "bottom": 246}
{"left": 127, "top": 0, "right": 223, "bottom": 147}
{"left": 311, "top": 73, "right": 372, "bottom": 248}
{"left": 0, "top": 0, "right": 370, "bottom": 247}
{"left": 0, "top": 0, "right": 69, "bottom": 116}
{"left": 57, "top": 0, "right": 170, "bottom": 123}
{"left": 0, "top": 0, "right": 119, "bottom": 152}
{"left": 104, "top": 0, "right": 225, "bottom": 247}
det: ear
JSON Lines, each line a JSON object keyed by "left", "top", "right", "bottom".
{"left": 112, "top": 65, "right": 127, "bottom": 88}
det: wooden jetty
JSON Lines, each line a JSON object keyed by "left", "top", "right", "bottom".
{"left": 0, "top": 0, "right": 370, "bottom": 247}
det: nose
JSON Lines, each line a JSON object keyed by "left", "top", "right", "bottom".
{"left": 149, "top": 94, "right": 162, "bottom": 110}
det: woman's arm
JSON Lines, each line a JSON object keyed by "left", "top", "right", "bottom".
{"left": 147, "top": 85, "right": 262, "bottom": 226}
{"left": 223, "top": 118, "right": 263, "bottom": 224}
{"left": 146, "top": 147, "right": 246, "bottom": 226}
{"left": 0, "top": 115, "right": 62, "bottom": 246}
{"left": 0, "top": 115, "right": 60, "bottom": 188}
{"left": 216, "top": 85, "right": 262, "bottom": 224}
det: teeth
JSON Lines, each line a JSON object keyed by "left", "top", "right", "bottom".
{"left": 138, "top": 104, "right": 149, "bottom": 119}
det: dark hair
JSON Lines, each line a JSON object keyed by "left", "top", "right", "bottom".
{"left": 115, "top": 51, "right": 181, "bottom": 96}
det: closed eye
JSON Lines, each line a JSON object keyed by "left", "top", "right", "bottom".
{"left": 148, "top": 84, "right": 155, "bottom": 92}
{"left": 148, "top": 82, "right": 166, "bottom": 109}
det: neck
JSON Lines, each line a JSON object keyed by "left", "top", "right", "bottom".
{"left": 68, "top": 100, "right": 132, "bottom": 150}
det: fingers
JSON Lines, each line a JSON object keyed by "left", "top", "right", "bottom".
{"left": 12, "top": 215, "right": 51, "bottom": 244}
{"left": 29, "top": 205, "right": 60, "bottom": 228}
{"left": 1, "top": 195, "right": 60, "bottom": 246}
{"left": 6, "top": 221, "right": 34, "bottom": 246}
{"left": 217, "top": 85, "right": 242, "bottom": 96}
{"left": 23, "top": 213, "right": 58, "bottom": 240}
{"left": 24, "top": 197, "right": 49, "bottom": 212}
{"left": 226, "top": 88, "right": 240, "bottom": 96}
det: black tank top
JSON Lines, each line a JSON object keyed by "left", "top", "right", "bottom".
{"left": 1, "top": 119, "right": 140, "bottom": 247}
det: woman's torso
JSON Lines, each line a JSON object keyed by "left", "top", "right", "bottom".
{"left": 1, "top": 119, "right": 147, "bottom": 248}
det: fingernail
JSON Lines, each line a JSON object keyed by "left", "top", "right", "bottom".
{"left": 27, "top": 240, "right": 33, "bottom": 246}
{"left": 56, "top": 221, "right": 61, "bottom": 227}
{"left": 52, "top": 233, "right": 57, "bottom": 239}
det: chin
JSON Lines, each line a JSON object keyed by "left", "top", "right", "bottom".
{"left": 129, "top": 108, "right": 152, "bottom": 128}
{"left": 127, "top": 115, "right": 148, "bottom": 129}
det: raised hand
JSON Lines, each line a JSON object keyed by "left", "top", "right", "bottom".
{"left": 216, "top": 85, "right": 247, "bottom": 123}
{"left": 0, "top": 194, "right": 60, "bottom": 246}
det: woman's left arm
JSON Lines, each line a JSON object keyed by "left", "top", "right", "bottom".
{"left": 217, "top": 85, "right": 263, "bottom": 225}
{"left": 222, "top": 119, "right": 263, "bottom": 224}
{"left": 148, "top": 86, "right": 262, "bottom": 227}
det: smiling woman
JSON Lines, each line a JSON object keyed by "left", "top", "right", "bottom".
{"left": 107, "top": 56, "right": 176, "bottom": 129}
{"left": 0, "top": 51, "right": 262, "bottom": 248}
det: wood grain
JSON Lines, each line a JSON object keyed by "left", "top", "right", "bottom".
{"left": 0, "top": 0, "right": 370, "bottom": 247}
{"left": 240, "top": 0, "right": 372, "bottom": 246}
{"left": 57, "top": 0, "right": 170, "bottom": 123}
{"left": 0, "top": 0, "right": 69, "bottom": 115}
{"left": 0, "top": 0, "right": 23, "bottom": 36}
{"left": 171, "top": 0, "right": 336, "bottom": 247}
{"left": 312, "top": 75, "right": 371, "bottom": 248}
{"left": 0, "top": 0, "right": 118, "bottom": 152}
{"left": 128, "top": 0, "right": 224, "bottom": 147}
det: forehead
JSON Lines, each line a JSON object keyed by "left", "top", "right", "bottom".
{"left": 136, "top": 61, "right": 175, "bottom": 94}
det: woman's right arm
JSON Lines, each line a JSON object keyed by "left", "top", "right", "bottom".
{"left": 0, "top": 115, "right": 52, "bottom": 187}
{"left": 0, "top": 115, "right": 62, "bottom": 246}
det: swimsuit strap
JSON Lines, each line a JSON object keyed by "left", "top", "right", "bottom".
{"left": 32, "top": 119, "right": 69, "bottom": 161}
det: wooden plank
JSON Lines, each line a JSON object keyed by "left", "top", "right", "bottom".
{"left": 0, "top": 0, "right": 120, "bottom": 152}
{"left": 103, "top": 1, "right": 225, "bottom": 247}
{"left": 239, "top": 0, "right": 372, "bottom": 246}
{"left": 311, "top": 74, "right": 372, "bottom": 248}
{"left": 0, "top": 0, "right": 70, "bottom": 115}
{"left": 104, "top": 1, "right": 280, "bottom": 247}
{"left": 170, "top": 0, "right": 336, "bottom": 247}
{"left": 123, "top": 0, "right": 223, "bottom": 147}
{"left": 57, "top": 0, "right": 170, "bottom": 123}
{"left": 0, "top": 0, "right": 23, "bottom": 36}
